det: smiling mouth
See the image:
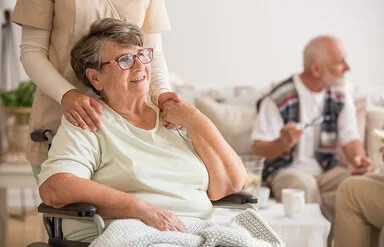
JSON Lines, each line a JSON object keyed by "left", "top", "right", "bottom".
{"left": 129, "top": 76, "right": 145, "bottom": 83}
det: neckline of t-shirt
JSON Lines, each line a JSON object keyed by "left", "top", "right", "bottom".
{"left": 294, "top": 74, "right": 326, "bottom": 98}
{"left": 98, "top": 99, "right": 160, "bottom": 133}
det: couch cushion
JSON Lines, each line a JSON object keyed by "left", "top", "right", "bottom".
{"left": 195, "top": 96, "right": 257, "bottom": 155}
{"left": 366, "top": 106, "right": 384, "bottom": 170}
{"left": 336, "top": 97, "right": 368, "bottom": 166}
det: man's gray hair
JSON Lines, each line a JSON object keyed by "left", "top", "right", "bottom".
{"left": 303, "top": 35, "right": 340, "bottom": 70}
{"left": 71, "top": 18, "right": 143, "bottom": 95}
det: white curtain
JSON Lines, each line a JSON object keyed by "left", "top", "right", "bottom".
{"left": 1, "top": 9, "right": 21, "bottom": 91}
{"left": 1, "top": 5, "right": 22, "bottom": 158}
{"left": 0, "top": 0, "right": 16, "bottom": 10}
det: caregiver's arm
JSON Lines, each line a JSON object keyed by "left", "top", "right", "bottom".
{"left": 143, "top": 32, "right": 171, "bottom": 107}
{"left": 162, "top": 101, "right": 247, "bottom": 201}
{"left": 20, "top": 25, "right": 102, "bottom": 131}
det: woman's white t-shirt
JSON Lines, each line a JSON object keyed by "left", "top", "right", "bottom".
{"left": 38, "top": 100, "right": 212, "bottom": 241}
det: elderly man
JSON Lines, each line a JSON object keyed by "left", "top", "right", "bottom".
{"left": 334, "top": 146, "right": 384, "bottom": 247}
{"left": 252, "top": 35, "right": 371, "bottom": 221}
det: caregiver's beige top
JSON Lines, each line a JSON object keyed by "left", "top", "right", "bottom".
{"left": 38, "top": 100, "right": 212, "bottom": 241}
{"left": 11, "top": 0, "right": 171, "bottom": 165}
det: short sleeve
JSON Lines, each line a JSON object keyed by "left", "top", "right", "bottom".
{"left": 175, "top": 128, "right": 205, "bottom": 162}
{"left": 11, "top": 0, "right": 54, "bottom": 30}
{"left": 176, "top": 128, "right": 194, "bottom": 151}
{"left": 251, "top": 97, "right": 284, "bottom": 141}
{"left": 337, "top": 93, "right": 360, "bottom": 145}
{"left": 38, "top": 117, "right": 100, "bottom": 187}
{"left": 141, "top": 0, "right": 171, "bottom": 33}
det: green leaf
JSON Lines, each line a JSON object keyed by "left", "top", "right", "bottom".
{"left": 0, "top": 80, "right": 36, "bottom": 107}
{"left": 0, "top": 91, "right": 18, "bottom": 106}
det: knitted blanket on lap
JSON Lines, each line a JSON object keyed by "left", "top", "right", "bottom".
{"left": 89, "top": 209, "right": 283, "bottom": 247}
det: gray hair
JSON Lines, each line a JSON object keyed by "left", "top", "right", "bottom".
{"left": 303, "top": 35, "right": 340, "bottom": 70}
{"left": 70, "top": 18, "right": 144, "bottom": 95}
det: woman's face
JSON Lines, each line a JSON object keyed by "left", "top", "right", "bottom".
{"left": 93, "top": 40, "right": 151, "bottom": 100}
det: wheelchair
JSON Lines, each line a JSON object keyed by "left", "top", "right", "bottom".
{"left": 27, "top": 130, "right": 283, "bottom": 247}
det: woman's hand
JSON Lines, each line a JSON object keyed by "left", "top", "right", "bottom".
{"left": 158, "top": 92, "right": 181, "bottom": 110}
{"left": 61, "top": 89, "right": 103, "bottom": 132}
{"left": 139, "top": 203, "right": 187, "bottom": 232}
{"left": 158, "top": 92, "right": 183, "bottom": 129}
{"left": 162, "top": 100, "right": 201, "bottom": 129}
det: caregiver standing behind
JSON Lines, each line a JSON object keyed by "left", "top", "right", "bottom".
{"left": 11, "top": 0, "right": 180, "bottom": 170}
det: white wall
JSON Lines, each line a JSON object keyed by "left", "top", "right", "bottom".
{"left": 5, "top": 0, "right": 383, "bottom": 91}
{"left": 0, "top": 0, "right": 15, "bottom": 10}
{"left": 163, "top": 0, "right": 384, "bottom": 91}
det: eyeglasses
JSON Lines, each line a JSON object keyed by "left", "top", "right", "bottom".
{"left": 101, "top": 48, "right": 153, "bottom": 70}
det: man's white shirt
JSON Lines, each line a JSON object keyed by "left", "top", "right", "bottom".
{"left": 251, "top": 75, "right": 360, "bottom": 176}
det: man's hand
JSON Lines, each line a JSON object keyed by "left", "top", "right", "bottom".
{"left": 277, "top": 122, "right": 303, "bottom": 150}
{"left": 61, "top": 89, "right": 103, "bottom": 132}
{"left": 350, "top": 155, "right": 372, "bottom": 175}
{"left": 381, "top": 146, "right": 384, "bottom": 161}
{"left": 162, "top": 100, "right": 201, "bottom": 130}
{"left": 158, "top": 92, "right": 181, "bottom": 111}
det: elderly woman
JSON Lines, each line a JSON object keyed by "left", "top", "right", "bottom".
{"left": 38, "top": 18, "right": 247, "bottom": 242}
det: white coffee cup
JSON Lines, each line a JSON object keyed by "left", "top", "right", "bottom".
{"left": 258, "top": 186, "right": 270, "bottom": 208}
{"left": 282, "top": 188, "right": 305, "bottom": 218}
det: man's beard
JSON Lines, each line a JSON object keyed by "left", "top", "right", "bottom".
{"left": 323, "top": 70, "right": 345, "bottom": 87}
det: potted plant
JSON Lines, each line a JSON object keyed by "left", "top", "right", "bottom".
{"left": 0, "top": 80, "right": 36, "bottom": 154}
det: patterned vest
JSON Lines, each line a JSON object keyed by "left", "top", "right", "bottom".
{"left": 257, "top": 76, "right": 345, "bottom": 181}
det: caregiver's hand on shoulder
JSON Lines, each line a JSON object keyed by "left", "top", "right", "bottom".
{"left": 61, "top": 89, "right": 103, "bottom": 132}
{"left": 162, "top": 101, "right": 201, "bottom": 129}
{"left": 158, "top": 92, "right": 181, "bottom": 111}
{"left": 139, "top": 203, "right": 187, "bottom": 232}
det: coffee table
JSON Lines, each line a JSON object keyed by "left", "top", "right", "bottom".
{"left": 257, "top": 200, "right": 331, "bottom": 247}
{"left": 212, "top": 200, "right": 331, "bottom": 247}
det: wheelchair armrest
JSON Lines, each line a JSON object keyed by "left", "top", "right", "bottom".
{"left": 38, "top": 203, "right": 98, "bottom": 217}
{"left": 30, "top": 130, "right": 54, "bottom": 144}
{"left": 212, "top": 191, "right": 257, "bottom": 205}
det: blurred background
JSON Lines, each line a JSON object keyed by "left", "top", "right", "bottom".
{"left": 0, "top": 0, "right": 383, "bottom": 246}
{"left": 163, "top": 0, "right": 384, "bottom": 94}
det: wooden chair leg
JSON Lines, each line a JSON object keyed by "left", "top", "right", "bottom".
{"left": 327, "top": 223, "right": 334, "bottom": 247}
{"left": 0, "top": 187, "right": 8, "bottom": 247}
